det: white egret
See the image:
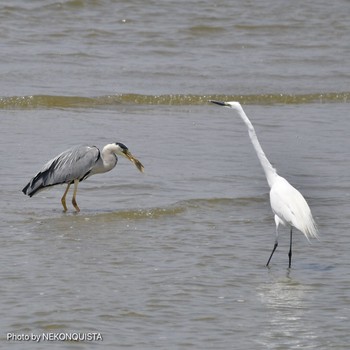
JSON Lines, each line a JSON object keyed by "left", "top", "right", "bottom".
{"left": 210, "top": 101, "right": 318, "bottom": 268}
{"left": 23, "top": 142, "right": 144, "bottom": 212}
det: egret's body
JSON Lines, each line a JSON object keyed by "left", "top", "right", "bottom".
{"left": 210, "top": 101, "right": 318, "bottom": 267}
{"left": 23, "top": 143, "right": 144, "bottom": 212}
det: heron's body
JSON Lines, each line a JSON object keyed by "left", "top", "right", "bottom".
{"left": 23, "top": 143, "right": 144, "bottom": 212}
{"left": 210, "top": 100, "right": 318, "bottom": 267}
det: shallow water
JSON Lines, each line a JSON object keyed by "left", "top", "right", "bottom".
{"left": 1, "top": 1, "right": 350, "bottom": 349}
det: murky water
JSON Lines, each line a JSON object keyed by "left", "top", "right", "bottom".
{"left": 1, "top": 1, "right": 349, "bottom": 349}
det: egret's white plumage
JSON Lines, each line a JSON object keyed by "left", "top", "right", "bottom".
{"left": 270, "top": 176, "right": 317, "bottom": 240}
{"left": 210, "top": 100, "right": 318, "bottom": 268}
{"left": 23, "top": 142, "right": 144, "bottom": 212}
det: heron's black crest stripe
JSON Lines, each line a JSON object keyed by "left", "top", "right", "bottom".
{"left": 115, "top": 142, "right": 128, "bottom": 150}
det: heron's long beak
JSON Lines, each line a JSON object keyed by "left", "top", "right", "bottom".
{"left": 123, "top": 150, "right": 145, "bottom": 173}
{"left": 209, "top": 100, "right": 229, "bottom": 107}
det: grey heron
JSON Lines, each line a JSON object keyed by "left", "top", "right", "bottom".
{"left": 210, "top": 100, "right": 318, "bottom": 268}
{"left": 22, "top": 142, "right": 144, "bottom": 212}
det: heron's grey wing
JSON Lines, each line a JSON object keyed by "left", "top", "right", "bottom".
{"left": 22, "top": 145, "right": 100, "bottom": 197}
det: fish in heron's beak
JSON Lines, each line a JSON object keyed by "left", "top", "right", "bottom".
{"left": 123, "top": 150, "right": 144, "bottom": 173}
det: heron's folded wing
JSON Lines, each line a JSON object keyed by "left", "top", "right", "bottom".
{"left": 23, "top": 145, "right": 100, "bottom": 196}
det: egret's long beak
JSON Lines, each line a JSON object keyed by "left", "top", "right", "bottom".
{"left": 209, "top": 100, "right": 229, "bottom": 107}
{"left": 123, "top": 150, "right": 144, "bottom": 173}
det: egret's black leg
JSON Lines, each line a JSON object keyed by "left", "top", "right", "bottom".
{"left": 266, "top": 241, "right": 278, "bottom": 267}
{"left": 288, "top": 228, "right": 293, "bottom": 268}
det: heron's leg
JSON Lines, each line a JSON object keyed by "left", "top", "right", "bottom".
{"left": 288, "top": 227, "right": 293, "bottom": 268}
{"left": 72, "top": 179, "right": 80, "bottom": 212}
{"left": 61, "top": 183, "right": 71, "bottom": 212}
{"left": 266, "top": 217, "right": 280, "bottom": 267}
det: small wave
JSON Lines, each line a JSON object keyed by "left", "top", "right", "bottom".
{"left": 0, "top": 92, "right": 349, "bottom": 109}
{"left": 178, "top": 196, "right": 265, "bottom": 209}
{"left": 96, "top": 196, "right": 265, "bottom": 220}
{"left": 0, "top": 95, "right": 95, "bottom": 109}
{"left": 105, "top": 205, "right": 186, "bottom": 220}
{"left": 101, "top": 196, "right": 265, "bottom": 220}
{"left": 20, "top": 196, "right": 265, "bottom": 224}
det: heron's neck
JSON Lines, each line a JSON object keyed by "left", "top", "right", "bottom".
{"left": 236, "top": 105, "right": 277, "bottom": 188}
{"left": 93, "top": 145, "right": 118, "bottom": 174}
{"left": 102, "top": 145, "right": 118, "bottom": 171}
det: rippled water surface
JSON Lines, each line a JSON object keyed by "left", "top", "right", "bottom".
{"left": 1, "top": 1, "right": 350, "bottom": 349}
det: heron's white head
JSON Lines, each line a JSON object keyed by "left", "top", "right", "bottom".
{"left": 106, "top": 142, "right": 144, "bottom": 173}
{"left": 210, "top": 100, "right": 242, "bottom": 110}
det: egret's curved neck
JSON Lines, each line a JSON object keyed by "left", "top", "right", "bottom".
{"left": 236, "top": 105, "right": 277, "bottom": 188}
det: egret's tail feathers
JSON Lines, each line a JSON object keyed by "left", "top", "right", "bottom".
{"left": 300, "top": 215, "right": 319, "bottom": 241}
